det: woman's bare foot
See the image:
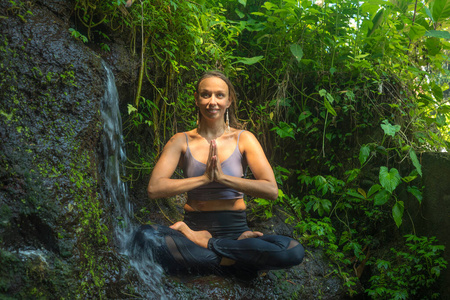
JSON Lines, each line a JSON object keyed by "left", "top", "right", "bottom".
{"left": 170, "top": 221, "right": 212, "bottom": 248}
{"left": 238, "top": 230, "right": 263, "bottom": 240}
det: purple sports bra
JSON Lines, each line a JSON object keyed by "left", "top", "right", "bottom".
{"left": 183, "top": 130, "right": 246, "bottom": 200}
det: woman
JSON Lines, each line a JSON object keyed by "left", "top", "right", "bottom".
{"left": 130, "top": 71, "right": 304, "bottom": 276}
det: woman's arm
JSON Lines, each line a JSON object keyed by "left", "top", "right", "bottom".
{"left": 147, "top": 133, "right": 212, "bottom": 199}
{"left": 213, "top": 131, "right": 278, "bottom": 201}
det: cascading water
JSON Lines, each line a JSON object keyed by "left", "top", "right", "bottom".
{"left": 99, "top": 62, "right": 167, "bottom": 298}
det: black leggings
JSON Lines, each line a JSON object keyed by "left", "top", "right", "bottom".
{"left": 128, "top": 211, "right": 304, "bottom": 276}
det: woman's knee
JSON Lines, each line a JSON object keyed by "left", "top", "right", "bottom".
{"left": 272, "top": 242, "right": 305, "bottom": 268}
{"left": 290, "top": 242, "right": 305, "bottom": 265}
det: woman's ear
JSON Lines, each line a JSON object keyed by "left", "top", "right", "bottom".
{"left": 194, "top": 92, "right": 199, "bottom": 106}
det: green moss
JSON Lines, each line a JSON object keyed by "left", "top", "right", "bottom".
{"left": 68, "top": 150, "right": 111, "bottom": 299}
{"left": 0, "top": 32, "right": 113, "bottom": 298}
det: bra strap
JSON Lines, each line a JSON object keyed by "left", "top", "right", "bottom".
{"left": 184, "top": 132, "right": 189, "bottom": 146}
{"left": 236, "top": 130, "right": 245, "bottom": 144}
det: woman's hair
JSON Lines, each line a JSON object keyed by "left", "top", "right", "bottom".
{"left": 195, "top": 70, "right": 242, "bottom": 129}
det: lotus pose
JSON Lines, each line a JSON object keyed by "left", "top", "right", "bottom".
{"left": 130, "top": 71, "right": 304, "bottom": 276}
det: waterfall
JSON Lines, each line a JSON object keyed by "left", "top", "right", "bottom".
{"left": 99, "top": 62, "right": 167, "bottom": 298}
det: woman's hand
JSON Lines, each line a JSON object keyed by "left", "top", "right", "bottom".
{"left": 211, "top": 139, "right": 225, "bottom": 182}
{"left": 204, "top": 139, "right": 216, "bottom": 182}
{"left": 204, "top": 139, "right": 225, "bottom": 183}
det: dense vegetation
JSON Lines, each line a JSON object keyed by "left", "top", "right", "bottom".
{"left": 72, "top": 0, "right": 449, "bottom": 298}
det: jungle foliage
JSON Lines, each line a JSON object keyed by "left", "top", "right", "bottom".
{"left": 72, "top": 0, "right": 449, "bottom": 298}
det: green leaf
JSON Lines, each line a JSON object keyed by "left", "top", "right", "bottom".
{"left": 254, "top": 198, "right": 270, "bottom": 206}
{"left": 367, "top": 8, "right": 384, "bottom": 37}
{"left": 402, "top": 175, "right": 417, "bottom": 183}
{"left": 379, "top": 166, "right": 401, "bottom": 193}
{"left": 359, "top": 145, "right": 371, "bottom": 166}
{"left": 407, "top": 186, "right": 423, "bottom": 204}
{"left": 436, "top": 113, "right": 447, "bottom": 126}
{"left": 431, "top": 83, "right": 443, "bottom": 100}
{"left": 425, "top": 30, "right": 450, "bottom": 39}
{"left": 271, "top": 122, "right": 295, "bottom": 139}
{"left": 324, "top": 99, "right": 337, "bottom": 116}
{"left": 408, "top": 24, "right": 427, "bottom": 41}
{"left": 346, "top": 189, "right": 367, "bottom": 200}
{"left": 389, "top": 0, "right": 409, "bottom": 13}
{"left": 238, "top": 0, "right": 247, "bottom": 6}
{"left": 367, "top": 184, "right": 382, "bottom": 198}
{"left": 127, "top": 104, "right": 137, "bottom": 114}
{"left": 289, "top": 44, "right": 304, "bottom": 62}
{"left": 374, "top": 189, "right": 390, "bottom": 205}
{"left": 298, "top": 110, "right": 312, "bottom": 122}
{"left": 233, "top": 55, "right": 264, "bottom": 65}
{"left": 392, "top": 201, "right": 404, "bottom": 227}
{"left": 409, "top": 149, "right": 422, "bottom": 177}
{"left": 381, "top": 120, "right": 400, "bottom": 137}
{"left": 431, "top": 0, "right": 450, "bottom": 24}
{"left": 235, "top": 8, "right": 245, "bottom": 18}
{"left": 425, "top": 37, "right": 442, "bottom": 56}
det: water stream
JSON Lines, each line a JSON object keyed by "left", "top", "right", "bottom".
{"left": 99, "top": 62, "right": 167, "bottom": 298}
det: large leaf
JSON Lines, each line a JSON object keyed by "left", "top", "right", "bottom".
{"left": 431, "top": 0, "right": 450, "bottom": 24}
{"left": 381, "top": 120, "right": 400, "bottom": 137}
{"left": 389, "top": 0, "right": 409, "bottom": 13}
{"left": 379, "top": 166, "right": 401, "bottom": 193}
{"left": 359, "top": 145, "right": 370, "bottom": 166}
{"left": 324, "top": 99, "right": 337, "bottom": 116}
{"left": 408, "top": 24, "right": 427, "bottom": 41}
{"left": 407, "top": 186, "right": 423, "bottom": 204}
{"left": 392, "top": 201, "right": 404, "bottom": 227}
{"left": 374, "top": 189, "right": 390, "bottom": 205}
{"left": 431, "top": 82, "right": 443, "bottom": 100}
{"left": 425, "top": 30, "right": 450, "bottom": 39}
{"left": 320, "top": 89, "right": 337, "bottom": 116}
{"left": 290, "top": 44, "right": 304, "bottom": 62}
{"left": 409, "top": 149, "right": 422, "bottom": 177}
{"left": 233, "top": 55, "right": 264, "bottom": 65}
{"left": 238, "top": 0, "right": 247, "bottom": 6}
{"left": 367, "top": 8, "right": 385, "bottom": 37}
{"left": 425, "top": 37, "right": 442, "bottom": 56}
{"left": 367, "top": 184, "right": 382, "bottom": 198}
{"left": 298, "top": 110, "right": 312, "bottom": 122}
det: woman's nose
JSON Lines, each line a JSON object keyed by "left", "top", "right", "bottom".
{"left": 209, "top": 95, "right": 218, "bottom": 105}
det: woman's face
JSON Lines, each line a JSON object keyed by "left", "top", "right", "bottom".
{"left": 196, "top": 76, "right": 231, "bottom": 121}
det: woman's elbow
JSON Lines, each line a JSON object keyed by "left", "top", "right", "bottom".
{"left": 268, "top": 185, "right": 279, "bottom": 201}
{"left": 147, "top": 184, "right": 159, "bottom": 199}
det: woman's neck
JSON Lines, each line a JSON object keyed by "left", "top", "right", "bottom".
{"left": 197, "top": 121, "right": 228, "bottom": 141}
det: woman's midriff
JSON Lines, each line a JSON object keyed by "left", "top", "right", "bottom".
{"left": 184, "top": 198, "right": 246, "bottom": 212}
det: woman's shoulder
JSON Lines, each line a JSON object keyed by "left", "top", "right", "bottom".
{"left": 237, "top": 129, "right": 257, "bottom": 142}
{"left": 163, "top": 132, "right": 189, "bottom": 151}
{"left": 236, "top": 129, "right": 261, "bottom": 153}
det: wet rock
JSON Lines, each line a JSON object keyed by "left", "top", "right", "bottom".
{"left": 0, "top": 0, "right": 120, "bottom": 297}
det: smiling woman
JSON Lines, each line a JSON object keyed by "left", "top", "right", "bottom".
{"left": 129, "top": 70, "right": 304, "bottom": 276}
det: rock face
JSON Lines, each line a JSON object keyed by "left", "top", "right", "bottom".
{"left": 420, "top": 152, "right": 450, "bottom": 297}
{"left": 0, "top": 0, "right": 119, "bottom": 298}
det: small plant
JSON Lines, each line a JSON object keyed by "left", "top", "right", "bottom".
{"left": 366, "top": 235, "right": 447, "bottom": 299}
{"left": 69, "top": 28, "right": 88, "bottom": 43}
